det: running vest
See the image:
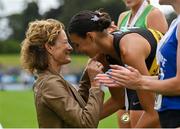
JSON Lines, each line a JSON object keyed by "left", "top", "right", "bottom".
{"left": 119, "top": 4, "right": 154, "bottom": 29}
{"left": 106, "top": 28, "right": 163, "bottom": 110}
{"left": 158, "top": 26, "right": 180, "bottom": 112}
{"left": 109, "top": 28, "right": 162, "bottom": 75}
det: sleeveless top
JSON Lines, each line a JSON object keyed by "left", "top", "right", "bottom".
{"left": 118, "top": 4, "right": 154, "bottom": 29}
{"left": 157, "top": 26, "right": 180, "bottom": 112}
{"left": 106, "top": 28, "right": 163, "bottom": 110}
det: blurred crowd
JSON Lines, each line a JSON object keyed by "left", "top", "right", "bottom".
{"left": 0, "top": 64, "right": 81, "bottom": 91}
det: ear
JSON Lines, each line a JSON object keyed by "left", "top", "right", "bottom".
{"left": 86, "top": 32, "right": 96, "bottom": 42}
{"left": 45, "top": 43, "right": 54, "bottom": 55}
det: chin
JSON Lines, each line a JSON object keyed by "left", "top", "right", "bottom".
{"left": 64, "top": 58, "right": 72, "bottom": 64}
{"left": 67, "top": 58, "right": 72, "bottom": 63}
{"left": 125, "top": 1, "right": 134, "bottom": 8}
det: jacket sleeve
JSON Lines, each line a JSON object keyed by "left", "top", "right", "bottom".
{"left": 78, "top": 68, "right": 91, "bottom": 103}
{"left": 42, "top": 75, "right": 104, "bottom": 128}
{"left": 78, "top": 56, "right": 109, "bottom": 102}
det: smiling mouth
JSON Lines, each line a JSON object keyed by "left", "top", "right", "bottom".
{"left": 65, "top": 50, "right": 72, "bottom": 54}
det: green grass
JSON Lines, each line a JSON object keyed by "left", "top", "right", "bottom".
{"left": 0, "top": 54, "right": 88, "bottom": 66}
{"left": 0, "top": 90, "right": 118, "bottom": 128}
{"left": 0, "top": 90, "right": 38, "bottom": 128}
{"left": 0, "top": 54, "right": 89, "bottom": 74}
{"left": 98, "top": 91, "right": 118, "bottom": 128}
{"left": 0, "top": 54, "right": 21, "bottom": 66}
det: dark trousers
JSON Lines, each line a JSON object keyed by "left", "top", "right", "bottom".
{"left": 158, "top": 110, "right": 180, "bottom": 128}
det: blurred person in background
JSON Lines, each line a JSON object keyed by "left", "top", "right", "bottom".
{"left": 118, "top": 0, "right": 167, "bottom": 33}
{"left": 20, "top": 19, "right": 105, "bottom": 128}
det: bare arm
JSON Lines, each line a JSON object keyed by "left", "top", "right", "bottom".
{"left": 120, "top": 34, "right": 160, "bottom": 127}
{"left": 143, "top": 75, "right": 158, "bottom": 80}
{"left": 100, "top": 87, "right": 125, "bottom": 120}
{"left": 147, "top": 8, "right": 168, "bottom": 33}
{"left": 135, "top": 23, "right": 180, "bottom": 95}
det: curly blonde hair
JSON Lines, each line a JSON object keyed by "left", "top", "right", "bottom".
{"left": 20, "top": 19, "right": 64, "bottom": 74}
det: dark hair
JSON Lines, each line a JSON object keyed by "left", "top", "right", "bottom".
{"left": 67, "top": 10, "right": 112, "bottom": 38}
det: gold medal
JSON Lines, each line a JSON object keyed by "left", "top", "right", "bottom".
{"left": 121, "top": 112, "right": 130, "bottom": 123}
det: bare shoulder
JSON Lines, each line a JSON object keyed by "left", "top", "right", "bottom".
{"left": 119, "top": 11, "right": 129, "bottom": 18}
{"left": 148, "top": 7, "right": 164, "bottom": 18}
{"left": 120, "top": 33, "right": 150, "bottom": 58}
{"left": 117, "top": 11, "right": 129, "bottom": 26}
{"left": 147, "top": 7, "right": 168, "bottom": 33}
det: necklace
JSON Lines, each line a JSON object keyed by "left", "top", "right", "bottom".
{"left": 121, "top": 88, "right": 130, "bottom": 123}
{"left": 125, "top": 0, "right": 148, "bottom": 28}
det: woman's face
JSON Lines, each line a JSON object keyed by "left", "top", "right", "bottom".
{"left": 48, "top": 30, "right": 73, "bottom": 65}
{"left": 69, "top": 33, "right": 100, "bottom": 58}
{"left": 124, "top": 0, "right": 143, "bottom": 8}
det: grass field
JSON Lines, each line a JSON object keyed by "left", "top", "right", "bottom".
{"left": 0, "top": 90, "right": 118, "bottom": 128}
{"left": 0, "top": 90, "right": 38, "bottom": 128}
{"left": 0, "top": 54, "right": 21, "bottom": 67}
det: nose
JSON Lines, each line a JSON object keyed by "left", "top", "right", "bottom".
{"left": 67, "top": 42, "right": 73, "bottom": 51}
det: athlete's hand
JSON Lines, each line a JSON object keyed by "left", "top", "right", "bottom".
{"left": 107, "top": 21, "right": 117, "bottom": 33}
{"left": 96, "top": 65, "right": 143, "bottom": 90}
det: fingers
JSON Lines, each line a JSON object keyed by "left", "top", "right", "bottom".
{"left": 95, "top": 73, "right": 126, "bottom": 88}
{"left": 87, "top": 59, "right": 103, "bottom": 68}
{"left": 126, "top": 66, "right": 138, "bottom": 72}
{"left": 110, "top": 65, "right": 128, "bottom": 71}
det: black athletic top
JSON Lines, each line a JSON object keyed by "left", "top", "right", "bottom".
{"left": 106, "top": 28, "right": 163, "bottom": 110}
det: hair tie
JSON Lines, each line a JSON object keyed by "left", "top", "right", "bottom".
{"left": 91, "top": 15, "right": 100, "bottom": 22}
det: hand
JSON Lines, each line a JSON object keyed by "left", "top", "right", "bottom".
{"left": 100, "top": 65, "right": 143, "bottom": 90}
{"left": 92, "top": 54, "right": 110, "bottom": 71}
{"left": 107, "top": 21, "right": 117, "bottom": 33}
{"left": 95, "top": 73, "right": 119, "bottom": 87}
{"left": 86, "top": 59, "right": 104, "bottom": 87}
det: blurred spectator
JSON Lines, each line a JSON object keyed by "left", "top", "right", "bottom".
{"left": 20, "top": 71, "right": 34, "bottom": 89}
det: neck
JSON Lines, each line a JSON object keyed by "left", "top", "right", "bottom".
{"left": 131, "top": 1, "right": 144, "bottom": 16}
{"left": 99, "top": 34, "right": 119, "bottom": 59}
{"left": 48, "top": 56, "right": 61, "bottom": 75}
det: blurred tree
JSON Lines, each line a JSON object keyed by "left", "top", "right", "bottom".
{"left": 99, "top": 0, "right": 126, "bottom": 24}
{"left": 8, "top": 1, "right": 41, "bottom": 41}
{"left": 43, "top": 6, "right": 63, "bottom": 19}
{"left": 7, "top": 0, "right": 126, "bottom": 41}
{"left": 0, "top": 40, "right": 20, "bottom": 53}
{"left": 8, "top": 14, "right": 24, "bottom": 41}
{"left": 56, "top": 0, "right": 126, "bottom": 26}
{"left": 1, "top": 0, "right": 127, "bottom": 53}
